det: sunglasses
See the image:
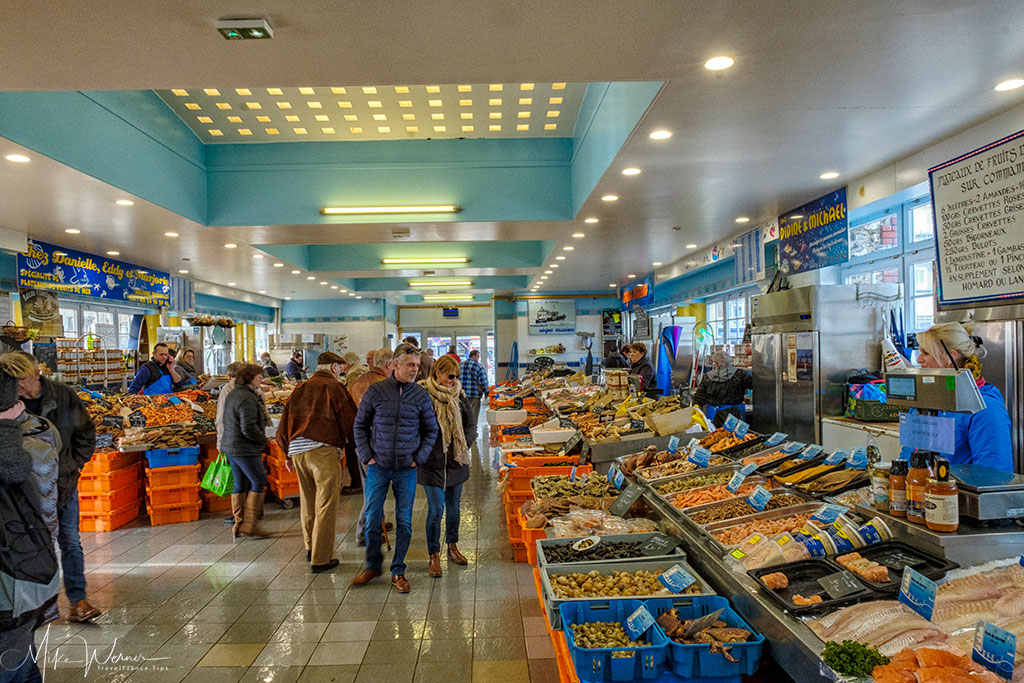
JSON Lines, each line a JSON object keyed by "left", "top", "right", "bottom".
{"left": 446, "top": 374, "right": 457, "bottom": 379}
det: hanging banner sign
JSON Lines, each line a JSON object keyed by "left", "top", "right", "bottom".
{"left": 778, "top": 188, "right": 849, "bottom": 275}
{"left": 527, "top": 299, "right": 576, "bottom": 336}
{"left": 18, "top": 240, "right": 171, "bottom": 307}
{"left": 734, "top": 227, "right": 765, "bottom": 285}
{"left": 928, "top": 128, "right": 1024, "bottom": 305}
{"left": 621, "top": 275, "right": 654, "bottom": 310}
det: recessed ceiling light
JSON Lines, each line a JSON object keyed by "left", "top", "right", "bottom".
{"left": 995, "top": 79, "right": 1024, "bottom": 91}
{"left": 291, "top": 270, "right": 301, "bottom": 274}
{"left": 544, "top": 270, "right": 553, "bottom": 274}
{"left": 114, "top": 199, "right": 134, "bottom": 206}
{"left": 164, "top": 232, "right": 179, "bottom": 237}
{"left": 704, "top": 56, "right": 735, "bottom": 71}
{"left": 355, "top": 296, "right": 362, "bottom": 299}
{"left": 273, "top": 262, "right": 284, "bottom": 268}
{"left": 628, "top": 274, "right": 636, "bottom": 278}
{"left": 820, "top": 171, "right": 840, "bottom": 180}
{"left": 285, "top": 297, "right": 291, "bottom": 300}
{"left": 224, "top": 243, "right": 237, "bottom": 248}
{"left": 306, "top": 276, "right": 316, "bottom": 280}
{"left": 252, "top": 254, "right": 264, "bottom": 259}
{"left": 735, "top": 216, "right": 750, "bottom": 223}
{"left": 348, "top": 292, "right": 356, "bottom": 296}
{"left": 609, "top": 283, "right": 616, "bottom": 287}
{"left": 649, "top": 130, "right": 672, "bottom": 140}
{"left": 622, "top": 167, "right": 641, "bottom": 176}
{"left": 563, "top": 246, "right": 574, "bottom": 251}
{"left": 258, "top": 290, "right": 266, "bottom": 294}
{"left": 106, "top": 251, "right": 120, "bottom": 256}
{"left": 319, "top": 281, "right": 328, "bottom": 285}
{"left": 331, "top": 285, "right": 339, "bottom": 289}
{"left": 601, "top": 195, "right": 618, "bottom": 202}
{"left": 584, "top": 217, "right": 599, "bottom": 224}
{"left": 550, "top": 264, "right": 559, "bottom": 268}
{"left": 572, "top": 232, "right": 585, "bottom": 238}
{"left": 65, "top": 229, "right": 80, "bottom": 234}
{"left": 4, "top": 154, "right": 31, "bottom": 163}
{"left": 556, "top": 255, "right": 566, "bottom": 260}
{"left": 686, "top": 243, "right": 697, "bottom": 249}
{"left": 178, "top": 269, "right": 189, "bottom": 274}
{"left": 540, "top": 276, "right": 548, "bottom": 280}
{"left": 227, "top": 282, "right": 236, "bottom": 286}
{"left": 653, "top": 262, "right": 662, "bottom": 266}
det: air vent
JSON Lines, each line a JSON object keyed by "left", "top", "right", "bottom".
{"left": 421, "top": 270, "right": 435, "bottom": 276}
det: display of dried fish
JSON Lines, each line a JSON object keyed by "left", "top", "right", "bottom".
{"left": 655, "top": 609, "right": 751, "bottom": 663}
{"left": 797, "top": 468, "right": 865, "bottom": 493}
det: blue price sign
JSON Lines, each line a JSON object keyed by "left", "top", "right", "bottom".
{"left": 608, "top": 463, "right": 619, "bottom": 481}
{"left": 899, "top": 567, "right": 937, "bottom": 621}
{"left": 973, "top": 621, "right": 1017, "bottom": 679}
{"left": 658, "top": 565, "right": 697, "bottom": 593}
{"left": 734, "top": 420, "right": 750, "bottom": 438}
{"left": 688, "top": 447, "right": 711, "bottom": 468}
{"left": 168, "top": 396, "right": 181, "bottom": 405}
{"left": 723, "top": 414, "right": 740, "bottom": 432}
{"left": 781, "top": 441, "right": 806, "bottom": 455}
{"left": 847, "top": 447, "right": 868, "bottom": 470}
{"left": 802, "top": 444, "right": 823, "bottom": 459}
{"left": 811, "top": 503, "right": 849, "bottom": 525}
{"left": 624, "top": 604, "right": 655, "bottom": 640}
{"left": 746, "top": 485, "right": 773, "bottom": 511}
{"left": 726, "top": 462, "right": 758, "bottom": 493}
{"left": 613, "top": 469, "right": 626, "bottom": 490}
{"left": 569, "top": 466, "right": 577, "bottom": 482}
{"left": 824, "top": 449, "right": 849, "bottom": 466}
{"left": 766, "top": 432, "right": 787, "bottom": 447}
{"left": 667, "top": 435, "right": 681, "bottom": 454}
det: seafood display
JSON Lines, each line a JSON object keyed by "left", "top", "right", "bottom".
{"left": 656, "top": 608, "right": 752, "bottom": 662}
{"left": 711, "top": 513, "right": 814, "bottom": 546}
{"left": 654, "top": 472, "right": 731, "bottom": 496}
{"left": 542, "top": 539, "right": 646, "bottom": 564}
{"left": 740, "top": 450, "right": 790, "bottom": 468}
{"left": 548, "top": 569, "right": 679, "bottom": 598}
{"left": 621, "top": 445, "right": 683, "bottom": 476}
{"left": 760, "top": 572, "right": 789, "bottom": 590}
{"left": 570, "top": 622, "right": 652, "bottom": 649}
{"left": 532, "top": 472, "right": 617, "bottom": 500}
{"left": 796, "top": 468, "right": 866, "bottom": 493}
{"left": 836, "top": 552, "right": 890, "bottom": 583}
{"left": 871, "top": 648, "right": 1001, "bottom": 683}
{"left": 773, "top": 464, "right": 837, "bottom": 485}
{"left": 688, "top": 494, "right": 805, "bottom": 525}
{"left": 808, "top": 601, "right": 947, "bottom": 656}
{"left": 701, "top": 429, "right": 759, "bottom": 453}
{"left": 669, "top": 483, "right": 759, "bottom": 510}
{"left": 636, "top": 456, "right": 731, "bottom": 480}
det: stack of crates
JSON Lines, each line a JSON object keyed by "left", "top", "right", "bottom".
{"left": 144, "top": 446, "right": 201, "bottom": 526}
{"left": 265, "top": 440, "right": 300, "bottom": 501}
{"left": 78, "top": 451, "right": 143, "bottom": 532}
{"left": 198, "top": 442, "right": 232, "bottom": 512}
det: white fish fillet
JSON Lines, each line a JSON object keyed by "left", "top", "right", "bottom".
{"left": 878, "top": 632, "right": 949, "bottom": 657}
{"left": 994, "top": 590, "right": 1024, "bottom": 617}
{"left": 809, "top": 600, "right": 910, "bottom": 640}
{"left": 937, "top": 572, "right": 1003, "bottom": 604}
{"left": 990, "top": 564, "right": 1024, "bottom": 593}
{"left": 932, "top": 598, "right": 998, "bottom": 633}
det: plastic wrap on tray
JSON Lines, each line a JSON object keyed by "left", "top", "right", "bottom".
{"left": 548, "top": 509, "right": 648, "bottom": 538}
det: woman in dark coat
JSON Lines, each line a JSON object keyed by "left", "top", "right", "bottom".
{"left": 222, "top": 363, "right": 270, "bottom": 539}
{"left": 693, "top": 350, "right": 752, "bottom": 428}
{"left": 627, "top": 342, "right": 656, "bottom": 393}
{"left": 418, "top": 355, "right": 472, "bottom": 578}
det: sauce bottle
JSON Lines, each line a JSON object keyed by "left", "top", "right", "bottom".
{"left": 925, "top": 458, "right": 959, "bottom": 532}
{"left": 888, "top": 460, "right": 908, "bottom": 518}
{"left": 906, "top": 451, "right": 933, "bottom": 524}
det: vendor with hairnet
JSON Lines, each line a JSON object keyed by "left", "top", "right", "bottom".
{"left": 693, "top": 349, "right": 752, "bottom": 428}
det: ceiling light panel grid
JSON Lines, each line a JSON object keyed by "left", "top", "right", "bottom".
{"left": 156, "top": 83, "right": 583, "bottom": 143}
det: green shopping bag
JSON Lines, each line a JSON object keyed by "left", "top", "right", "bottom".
{"left": 201, "top": 453, "right": 234, "bottom": 497}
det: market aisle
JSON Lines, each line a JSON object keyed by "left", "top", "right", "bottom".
{"left": 39, "top": 421, "right": 559, "bottom": 683}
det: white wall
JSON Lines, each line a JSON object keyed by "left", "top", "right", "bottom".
{"left": 280, "top": 320, "right": 385, "bottom": 356}
{"left": 399, "top": 304, "right": 493, "bottom": 330}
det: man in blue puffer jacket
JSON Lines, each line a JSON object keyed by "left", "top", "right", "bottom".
{"left": 351, "top": 343, "right": 437, "bottom": 593}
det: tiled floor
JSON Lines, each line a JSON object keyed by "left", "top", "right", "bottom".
{"left": 39, "top": 424, "right": 560, "bottom": 683}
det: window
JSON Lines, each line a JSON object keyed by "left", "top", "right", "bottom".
{"left": 706, "top": 301, "right": 725, "bottom": 344}
{"left": 849, "top": 212, "right": 899, "bottom": 259}
{"left": 705, "top": 293, "right": 752, "bottom": 345}
{"left": 118, "top": 314, "right": 132, "bottom": 350}
{"left": 254, "top": 323, "right": 269, "bottom": 357}
{"left": 909, "top": 202, "right": 934, "bottom": 243}
{"left": 60, "top": 308, "right": 78, "bottom": 337}
{"left": 845, "top": 264, "right": 900, "bottom": 286}
{"left": 908, "top": 258, "right": 936, "bottom": 331}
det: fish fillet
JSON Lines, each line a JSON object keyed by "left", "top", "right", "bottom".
{"left": 937, "top": 573, "right": 1002, "bottom": 605}
{"left": 931, "top": 598, "right": 998, "bottom": 633}
{"left": 994, "top": 590, "right": 1024, "bottom": 617}
{"left": 809, "top": 601, "right": 910, "bottom": 640}
{"left": 990, "top": 564, "right": 1024, "bottom": 593}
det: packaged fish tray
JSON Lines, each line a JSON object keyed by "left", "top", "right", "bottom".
{"left": 747, "top": 558, "right": 877, "bottom": 615}
{"left": 829, "top": 541, "right": 959, "bottom": 593}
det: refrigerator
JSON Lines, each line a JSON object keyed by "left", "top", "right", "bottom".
{"left": 750, "top": 285, "right": 899, "bottom": 444}
{"left": 156, "top": 325, "right": 205, "bottom": 374}
{"left": 269, "top": 333, "right": 328, "bottom": 371}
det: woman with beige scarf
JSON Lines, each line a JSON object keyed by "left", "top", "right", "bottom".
{"left": 418, "top": 355, "right": 473, "bottom": 577}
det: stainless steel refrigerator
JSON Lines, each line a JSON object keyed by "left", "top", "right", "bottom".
{"left": 750, "top": 285, "right": 900, "bottom": 444}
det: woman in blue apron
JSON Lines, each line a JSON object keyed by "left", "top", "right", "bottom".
{"left": 693, "top": 349, "right": 752, "bottom": 428}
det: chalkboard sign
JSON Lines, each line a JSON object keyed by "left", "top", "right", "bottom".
{"left": 609, "top": 482, "right": 644, "bottom": 517}
{"left": 128, "top": 410, "right": 147, "bottom": 427}
{"left": 102, "top": 415, "right": 124, "bottom": 428}
{"left": 95, "top": 433, "right": 115, "bottom": 449}
{"left": 32, "top": 343, "right": 58, "bottom": 373}
{"left": 630, "top": 418, "right": 645, "bottom": 431}
{"left": 640, "top": 533, "right": 681, "bottom": 557}
{"left": 559, "top": 417, "right": 575, "bottom": 429}
{"left": 513, "top": 397, "right": 523, "bottom": 410}
{"left": 558, "top": 431, "right": 582, "bottom": 456}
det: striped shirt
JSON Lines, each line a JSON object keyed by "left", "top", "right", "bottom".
{"left": 288, "top": 437, "right": 326, "bottom": 456}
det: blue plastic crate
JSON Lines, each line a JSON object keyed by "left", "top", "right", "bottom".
{"left": 645, "top": 596, "right": 764, "bottom": 679}
{"left": 559, "top": 599, "right": 669, "bottom": 682}
{"left": 146, "top": 447, "right": 200, "bottom": 469}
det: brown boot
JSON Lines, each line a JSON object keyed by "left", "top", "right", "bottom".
{"left": 350, "top": 568, "right": 381, "bottom": 586}
{"left": 447, "top": 543, "right": 468, "bottom": 566}
{"left": 230, "top": 493, "right": 245, "bottom": 538}
{"left": 239, "top": 491, "right": 271, "bottom": 539}
{"left": 391, "top": 574, "right": 411, "bottom": 593}
{"left": 67, "top": 599, "right": 102, "bottom": 623}
{"left": 428, "top": 553, "right": 442, "bottom": 578}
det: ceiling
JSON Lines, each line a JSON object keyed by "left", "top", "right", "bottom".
{"left": 2, "top": 0, "right": 1024, "bottom": 305}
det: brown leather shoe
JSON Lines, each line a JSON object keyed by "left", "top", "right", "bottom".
{"left": 350, "top": 568, "right": 382, "bottom": 586}
{"left": 428, "top": 553, "right": 442, "bottom": 578}
{"left": 447, "top": 543, "right": 469, "bottom": 566}
{"left": 68, "top": 599, "right": 102, "bottom": 623}
{"left": 391, "top": 574, "right": 411, "bottom": 593}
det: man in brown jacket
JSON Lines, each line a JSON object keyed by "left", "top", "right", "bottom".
{"left": 276, "top": 351, "right": 357, "bottom": 573}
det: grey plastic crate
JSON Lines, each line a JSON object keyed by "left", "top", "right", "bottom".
{"left": 536, "top": 532, "right": 686, "bottom": 569}
{"left": 540, "top": 557, "right": 715, "bottom": 629}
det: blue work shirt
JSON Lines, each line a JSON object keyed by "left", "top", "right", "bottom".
{"left": 899, "top": 382, "right": 1013, "bottom": 472}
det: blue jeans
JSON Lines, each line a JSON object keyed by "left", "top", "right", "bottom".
{"left": 226, "top": 455, "right": 266, "bottom": 494}
{"left": 57, "top": 497, "right": 87, "bottom": 604}
{"left": 423, "top": 483, "right": 463, "bottom": 555}
{"left": 0, "top": 625, "right": 41, "bottom": 683}
{"left": 364, "top": 464, "right": 416, "bottom": 576}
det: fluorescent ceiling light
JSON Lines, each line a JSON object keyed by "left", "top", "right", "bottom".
{"left": 355, "top": 296, "right": 362, "bottom": 299}
{"left": 224, "top": 243, "right": 237, "bottom": 248}
{"left": 253, "top": 254, "right": 264, "bottom": 259}
{"left": 178, "top": 269, "right": 189, "bottom": 274}
{"left": 704, "top": 56, "right": 735, "bottom": 70}
{"left": 114, "top": 199, "right": 134, "bottom": 206}
{"left": 995, "top": 79, "right": 1024, "bottom": 91}
{"left": 572, "top": 232, "right": 585, "bottom": 238}
{"left": 273, "top": 262, "right": 284, "bottom": 267}
{"left": 258, "top": 290, "right": 266, "bottom": 294}
{"left": 609, "top": 283, "right": 616, "bottom": 287}
{"left": 381, "top": 257, "right": 468, "bottom": 264}
{"left": 653, "top": 262, "right": 662, "bottom": 266}
{"left": 227, "top": 282, "right": 236, "bottom": 286}
{"left": 291, "top": 270, "right": 301, "bottom": 274}
{"left": 319, "top": 281, "right": 328, "bottom": 285}
{"left": 584, "top": 217, "right": 599, "bottom": 224}
{"left": 540, "top": 276, "right": 548, "bottom": 280}
{"left": 409, "top": 280, "right": 472, "bottom": 287}
{"left": 602, "top": 195, "right": 618, "bottom": 202}
{"left": 164, "top": 232, "right": 179, "bottom": 237}
{"left": 649, "top": 130, "right": 672, "bottom": 140}
{"left": 628, "top": 274, "right": 636, "bottom": 278}
{"left": 550, "top": 264, "right": 559, "bottom": 268}
{"left": 106, "top": 251, "right": 120, "bottom": 256}
{"left": 423, "top": 294, "right": 473, "bottom": 301}
{"left": 556, "top": 256, "right": 566, "bottom": 260}
{"left": 685, "top": 243, "right": 697, "bottom": 249}
{"left": 65, "top": 229, "right": 80, "bottom": 234}
{"left": 563, "top": 246, "right": 574, "bottom": 251}
{"left": 735, "top": 216, "right": 750, "bottom": 223}
{"left": 790, "top": 214, "right": 804, "bottom": 219}
{"left": 544, "top": 270, "right": 553, "bottom": 274}
{"left": 4, "top": 154, "right": 31, "bottom": 163}
{"left": 307, "top": 276, "right": 316, "bottom": 280}
{"left": 622, "top": 167, "right": 641, "bottom": 176}
{"left": 321, "top": 205, "right": 460, "bottom": 215}
{"left": 819, "top": 171, "right": 840, "bottom": 180}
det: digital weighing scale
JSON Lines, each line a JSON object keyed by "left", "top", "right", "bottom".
{"left": 951, "top": 464, "right": 1024, "bottom": 521}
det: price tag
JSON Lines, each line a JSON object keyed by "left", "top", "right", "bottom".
{"left": 899, "top": 567, "right": 938, "bottom": 621}
{"left": 608, "top": 462, "right": 619, "bottom": 482}
{"left": 667, "top": 435, "right": 681, "bottom": 454}
{"left": 168, "top": 396, "right": 181, "bottom": 405}
{"left": 781, "top": 441, "right": 806, "bottom": 455}
{"left": 729, "top": 533, "right": 764, "bottom": 559}
{"left": 801, "top": 444, "right": 823, "bottom": 459}
{"left": 688, "top": 447, "right": 711, "bottom": 468}
{"left": 811, "top": 503, "right": 849, "bottom": 525}
{"left": 569, "top": 466, "right": 577, "bottom": 482}
{"left": 559, "top": 417, "right": 575, "bottom": 429}
{"left": 658, "top": 564, "right": 697, "bottom": 593}
{"left": 723, "top": 414, "right": 740, "bottom": 433}
{"left": 558, "top": 431, "right": 582, "bottom": 456}
{"left": 639, "top": 533, "right": 681, "bottom": 557}
{"left": 571, "top": 535, "right": 601, "bottom": 552}
{"left": 623, "top": 604, "right": 655, "bottom": 641}
{"left": 630, "top": 418, "right": 646, "bottom": 432}
{"left": 734, "top": 420, "right": 750, "bottom": 438}
{"left": 128, "top": 410, "right": 147, "bottom": 427}
{"left": 765, "top": 432, "right": 787, "bottom": 447}
{"left": 609, "top": 482, "right": 643, "bottom": 516}
{"left": 726, "top": 463, "right": 757, "bottom": 493}
{"left": 818, "top": 571, "right": 864, "bottom": 600}
{"left": 746, "top": 485, "right": 773, "bottom": 511}
{"left": 613, "top": 469, "right": 626, "bottom": 490}
{"left": 95, "top": 433, "right": 115, "bottom": 449}
{"left": 102, "top": 415, "right": 124, "bottom": 428}
{"left": 847, "top": 446, "right": 868, "bottom": 470}
{"left": 973, "top": 621, "right": 1018, "bottom": 679}
{"left": 824, "top": 449, "right": 849, "bottom": 466}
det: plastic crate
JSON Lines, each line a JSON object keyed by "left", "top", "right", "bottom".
{"left": 201, "top": 491, "right": 233, "bottom": 512}
{"left": 79, "top": 483, "right": 140, "bottom": 513}
{"left": 146, "top": 446, "right": 200, "bottom": 469}
{"left": 146, "top": 483, "right": 200, "bottom": 507}
{"left": 144, "top": 464, "right": 200, "bottom": 488}
{"left": 512, "top": 543, "right": 529, "bottom": 563}
{"left": 78, "top": 463, "right": 141, "bottom": 493}
{"left": 507, "top": 460, "right": 591, "bottom": 492}
{"left": 147, "top": 501, "right": 202, "bottom": 526}
{"left": 268, "top": 475, "right": 299, "bottom": 498}
{"left": 267, "top": 464, "right": 298, "bottom": 483}
{"left": 560, "top": 599, "right": 669, "bottom": 681}
{"left": 645, "top": 596, "right": 764, "bottom": 678}
{"left": 519, "top": 511, "right": 548, "bottom": 565}
{"left": 79, "top": 501, "right": 140, "bottom": 533}
{"left": 81, "top": 451, "right": 141, "bottom": 476}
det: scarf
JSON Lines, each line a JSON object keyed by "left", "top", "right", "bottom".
{"left": 421, "top": 376, "right": 470, "bottom": 466}
{"left": 962, "top": 355, "right": 983, "bottom": 381}
{"left": 706, "top": 362, "right": 739, "bottom": 382}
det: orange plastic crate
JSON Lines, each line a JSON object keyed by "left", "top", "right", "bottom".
{"left": 200, "top": 491, "right": 232, "bottom": 512}
{"left": 144, "top": 464, "right": 200, "bottom": 488}
{"left": 78, "top": 463, "right": 141, "bottom": 493}
{"left": 268, "top": 475, "right": 300, "bottom": 498}
{"left": 267, "top": 463, "right": 298, "bottom": 482}
{"left": 147, "top": 501, "right": 201, "bottom": 526}
{"left": 146, "top": 483, "right": 200, "bottom": 507}
{"left": 518, "top": 511, "right": 549, "bottom": 565}
{"left": 81, "top": 451, "right": 141, "bottom": 476}
{"left": 79, "top": 483, "right": 140, "bottom": 513}
{"left": 80, "top": 501, "right": 140, "bottom": 533}
{"left": 512, "top": 543, "right": 528, "bottom": 563}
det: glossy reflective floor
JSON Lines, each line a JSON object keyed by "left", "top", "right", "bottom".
{"left": 40, "top": 425, "right": 556, "bottom": 683}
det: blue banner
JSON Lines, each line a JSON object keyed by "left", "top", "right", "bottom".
{"left": 778, "top": 188, "right": 849, "bottom": 275}
{"left": 621, "top": 274, "right": 654, "bottom": 311}
{"left": 18, "top": 240, "right": 171, "bottom": 307}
